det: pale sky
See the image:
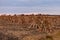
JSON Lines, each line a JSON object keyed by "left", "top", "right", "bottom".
{"left": 0, "top": 0, "right": 60, "bottom": 14}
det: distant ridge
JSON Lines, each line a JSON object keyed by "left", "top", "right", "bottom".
{"left": 0, "top": 13, "right": 60, "bottom": 16}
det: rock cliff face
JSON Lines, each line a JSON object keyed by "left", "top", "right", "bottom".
{"left": 0, "top": 14, "right": 60, "bottom": 40}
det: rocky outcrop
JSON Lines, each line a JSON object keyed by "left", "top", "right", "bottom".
{"left": 0, "top": 14, "right": 60, "bottom": 40}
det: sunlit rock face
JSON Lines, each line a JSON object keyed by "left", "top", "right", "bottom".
{"left": 0, "top": 14, "right": 60, "bottom": 40}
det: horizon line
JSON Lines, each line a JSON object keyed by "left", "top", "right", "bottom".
{"left": 0, "top": 12, "right": 60, "bottom": 15}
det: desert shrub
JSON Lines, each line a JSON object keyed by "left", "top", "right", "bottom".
{"left": 7, "top": 36, "right": 18, "bottom": 40}
{"left": 45, "top": 35, "right": 53, "bottom": 40}
{"left": 0, "top": 32, "right": 7, "bottom": 40}
{"left": 39, "top": 38, "right": 45, "bottom": 40}
{"left": 38, "top": 35, "right": 53, "bottom": 40}
{"left": 0, "top": 32, "right": 3, "bottom": 40}
{"left": 7, "top": 33, "right": 19, "bottom": 40}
